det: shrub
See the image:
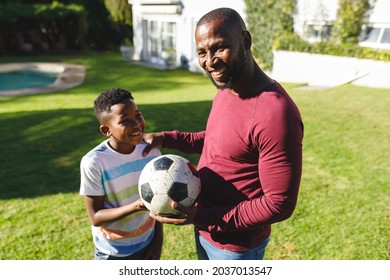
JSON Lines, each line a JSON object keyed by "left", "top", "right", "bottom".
{"left": 275, "top": 32, "right": 390, "bottom": 62}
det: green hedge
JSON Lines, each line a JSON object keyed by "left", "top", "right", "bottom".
{"left": 274, "top": 33, "right": 390, "bottom": 62}
{"left": 0, "top": 2, "right": 84, "bottom": 22}
{"left": 245, "top": 0, "right": 296, "bottom": 70}
{"left": 330, "top": 0, "right": 371, "bottom": 44}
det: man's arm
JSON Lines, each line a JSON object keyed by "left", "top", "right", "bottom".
{"left": 143, "top": 130, "right": 205, "bottom": 156}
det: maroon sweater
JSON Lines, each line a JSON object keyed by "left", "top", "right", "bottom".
{"left": 163, "top": 82, "right": 303, "bottom": 252}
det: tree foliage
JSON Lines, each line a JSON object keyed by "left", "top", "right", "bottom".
{"left": 0, "top": 1, "right": 84, "bottom": 21}
{"left": 0, "top": 0, "right": 132, "bottom": 51}
{"left": 104, "top": 0, "right": 132, "bottom": 25}
{"left": 244, "top": 0, "right": 296, "bottom": 70}
{"left": 104, "top": 0, "right": 133, "bottom": 45}
{"left": 330, "top": 0, "right": 373, "bottom": 44}
{"left": 75, "top": 0, "right": 120, "bottom": 50}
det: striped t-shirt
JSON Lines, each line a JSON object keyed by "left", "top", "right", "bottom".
{"left": 80, "top": 139, "right": 161, "bottom": 257}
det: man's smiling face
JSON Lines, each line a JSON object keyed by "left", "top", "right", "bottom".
{"left": 195, "top": 18, "right": 247, "bottom": 89}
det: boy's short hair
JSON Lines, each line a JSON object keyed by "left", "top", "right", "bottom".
{"left": 94, "top": 88, "right": 134, "bottom": 123}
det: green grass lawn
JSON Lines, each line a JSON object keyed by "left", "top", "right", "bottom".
{"left": 0, "top": 53, "right": 389, "bottom": 260}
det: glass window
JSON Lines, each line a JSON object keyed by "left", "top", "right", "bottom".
{"left": 304, "top": 24, "right": 332, "bottom": 42}
{"left": 161, "top": 22, "right": 176, "bottom": 51}
{"left": 380, "top": 28, "right": 390, "bottom": 44}
{"left": 364, "top": 27, "right": 380, "bottom": 43}
{"left": 149, "top": 21, "right": 159, "bottom": 57}
{"left": 145, "top": 20, "right": 177, "bottom": 62}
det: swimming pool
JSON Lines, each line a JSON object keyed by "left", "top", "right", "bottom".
{"left": 0, "top": 68, "right": 59, "bottom": 91}
{"left": 0, "top": 63, "right": 86, "bottom": 97}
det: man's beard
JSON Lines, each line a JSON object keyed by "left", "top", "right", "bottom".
{"left": 209, "top": 46, "right": 248, "bottom": 90}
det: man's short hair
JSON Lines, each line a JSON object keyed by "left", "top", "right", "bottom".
{"left": 196, "top": 7, "right": 246, "bottom": 32}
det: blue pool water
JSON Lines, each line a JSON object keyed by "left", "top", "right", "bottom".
{"left": 0, "top": 69, "right": 58, "bottom": 91}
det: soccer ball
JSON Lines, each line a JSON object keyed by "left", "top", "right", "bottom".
{"left": 138, "top": 154, "right": 201, "bottom": 216}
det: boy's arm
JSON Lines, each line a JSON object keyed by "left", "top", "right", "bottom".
{"left": 84, "top": 195, "right": 146, "bottom": 227}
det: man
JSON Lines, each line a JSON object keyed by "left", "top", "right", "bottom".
{"left": 142, "top": 7, "right": 303, "bottom": 260}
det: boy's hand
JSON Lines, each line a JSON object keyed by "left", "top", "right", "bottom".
{"left": 136, "top": 198, "right": 147, "bottom": 211}
{"left": 142, "top": 132, "right": 164, "bottom": 156}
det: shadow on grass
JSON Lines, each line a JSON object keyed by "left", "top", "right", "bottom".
{"left": 0, "top": 101, "right": 211, "bottom": 200}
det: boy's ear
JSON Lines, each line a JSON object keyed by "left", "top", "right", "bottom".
{"left": 100, "top": 125, "right": 111, "bottom": 137}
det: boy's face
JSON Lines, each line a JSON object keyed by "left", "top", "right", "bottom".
{"left": 100, "top": 99, "right": 145, "bottom": 153}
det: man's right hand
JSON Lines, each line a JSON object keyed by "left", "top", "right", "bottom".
{"left": 142, "top": 132, "right": 164, "bottom": 156}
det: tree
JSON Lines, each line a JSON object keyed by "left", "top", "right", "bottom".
{"left": 74, "top": 0, "right": 121, "bottom": 50}
{"left": 104, "top": 0, "right": 133, "bottom": 45}
{"left": 244, "top": 0, "right": 296, "bottom": 70}
{"left": 104, "top": 0, "right": 132, "bottom": 25}
{"left": 330, "top": 0, "right": 373, "bottom": 44}
{"left": 0, "top": 1, "right": 85, "bottom": 53}
{"left": 0, "top": 0, "right": 128, "bottom": 53}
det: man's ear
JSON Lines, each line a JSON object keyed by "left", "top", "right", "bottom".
{"left": 100, "top": 125, "right": 111, "bottom": 137}
{"left": 243, "top": 30, "right": 252, "bottom": 50}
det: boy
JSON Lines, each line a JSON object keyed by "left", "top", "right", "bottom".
{"left": 80, "top": 88, "right": 163, "bottom": 260}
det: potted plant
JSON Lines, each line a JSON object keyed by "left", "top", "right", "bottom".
{"left": 161, "top": 47, "right": 177, "bottom": 68}
{"left": 120, "top": 38, "right": 134, "bottom": 62}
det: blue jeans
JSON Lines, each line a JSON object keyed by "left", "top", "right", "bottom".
{"left": 195, "top": 228, "right": 270, "bottom": 260}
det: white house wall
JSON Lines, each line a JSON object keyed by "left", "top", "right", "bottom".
{"left": 368, "top": 0, "right": 390, "bottom": 24}
{"left": 271, "top": 50, "right": 390, "bottom": 89}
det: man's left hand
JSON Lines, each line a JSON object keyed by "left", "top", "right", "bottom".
{"left": 149, "top": 202, "right": 197, "bottom": 226}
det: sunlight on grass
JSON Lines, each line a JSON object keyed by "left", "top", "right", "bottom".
{"left": 1, "top": 53, "right": 389, "bottom": 260}
{"left": 0, "top": 193, "right": 90, "bottom": 259}
{"left": 22, "top": 115, "right": 92, "bottom": 142}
